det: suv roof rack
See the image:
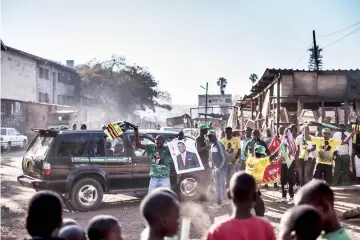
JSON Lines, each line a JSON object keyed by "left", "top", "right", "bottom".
{"left": 31, "top": 128, "right": 59, "bottom": 133}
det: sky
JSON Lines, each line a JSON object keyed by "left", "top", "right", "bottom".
{"left": 1, "top": 0, "right": 360, "bottom": 105}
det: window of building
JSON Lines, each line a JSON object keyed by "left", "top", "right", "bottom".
{"left": 39, "top": 92, "right": 49, "bottom": 103}
{"left": 39, "top": 67, "right": 49, "bottom": 80}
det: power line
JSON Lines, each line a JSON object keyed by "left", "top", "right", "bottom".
{"left": 323, "top": 25, "right": 360, "bottom": 49}
{"left": 318, "top": 20, "right": 360, "bottom": 37}
{"left": 293, "top": 43, "right": 312, "bottom": 69}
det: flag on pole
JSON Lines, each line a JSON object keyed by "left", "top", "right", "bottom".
{"left": 104, "top": 122, "right": 124, "bottom": 140}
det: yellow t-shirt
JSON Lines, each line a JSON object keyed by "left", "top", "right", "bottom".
{"left": 311, "top": 136, "right": 342, "bottom": 165}
{"left": 245, "top": 156, "right": 270, "bottom": 183}
{"left": 221, "top": 137, "right": 240, "bottom": 163}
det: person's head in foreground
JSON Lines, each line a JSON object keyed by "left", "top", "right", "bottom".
{"left": 140, "top": 191, "right": 180, "bottom": 239}
{"left": 151, "top": 187, "right": 178, "bottom": 199}
{"left": 26, "top": 191, "right": 63, "bottom": 238}
{"left": 279, "top": 205, "right": 322, "bottom": 240}
{"left": 207, "top": 130, "right": 217, "bottom": 142}
{"left": 58, "top": 225, "right": 87, "bottom": 240}
{"left": 294, "top": 180, "right": 342, "bottom": 236}
{"left": 62, "top": 218, "right": 79, "bottom": 227}
{"left": 254, "top": 145, "right": 267, "bottom": 158}
{"left": 87, "top": 215, "right": 123, "bottom": 240}
{"left": 228, "top": 171, "right": 257, "bottom": 217}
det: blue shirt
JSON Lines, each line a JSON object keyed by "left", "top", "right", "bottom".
{"left": 211, "top": 140, "right": 228, "bottom": 170}
{"left": 240, "top": 136, "right": 252, "bottom": 161}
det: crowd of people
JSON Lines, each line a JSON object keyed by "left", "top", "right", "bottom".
{"left": 25, "top": 175, "right": 350, "bottom": 240}
{"left": 23, "top": 121, "right": 360, "bottom": 240}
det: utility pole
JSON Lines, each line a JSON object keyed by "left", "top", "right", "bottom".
{"left": 205, "top": 82, "right": 208, "bottom": 124}
{"left": 313, "top": 30, "right": 319, "bottom": 71}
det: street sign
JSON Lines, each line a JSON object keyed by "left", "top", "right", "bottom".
{"left": 198, "top": 94, "right": 232, "bottom": 107}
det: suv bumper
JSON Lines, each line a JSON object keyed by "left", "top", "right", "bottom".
{"left": 17, "top": 174, "right": 67, "bottom": 192}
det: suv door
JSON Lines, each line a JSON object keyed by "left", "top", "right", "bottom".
{"left": 50, "top": 133, "right": 92, "bottom": 181}
{"left": 91, "top": 133, "right": 133, "bottom": 189}
{"left": 127, "top": 133, "right": 154, "bottom": 188}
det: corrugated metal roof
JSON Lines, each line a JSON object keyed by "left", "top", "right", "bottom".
{"left": 237, "top": 68, "right": 360, "bottom": 107}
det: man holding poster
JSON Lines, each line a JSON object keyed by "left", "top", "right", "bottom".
{"left": 134, "top": 128, "right": 171, "bottom": 193}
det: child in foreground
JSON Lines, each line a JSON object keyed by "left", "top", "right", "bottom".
{"left": 294, "top": 180, "right": 351, "bottom": 240}
{"left": 206, "top": 171, "right": 276, "bottom": 240}
{"left": 140, "top": 190, "right": 180, "bottom": 240}
{"left": 279, "top": 205, "right": 322, "bottom": 240}
{"left": 140, "top": 188, "right": 180, "bottom": 240}
{"left": 26, "top": 191, "right": 64, "bottom": 240}
{"left": 87, "top": 215, "right": 123, "bottom": 240}
{"left": 58, "top": 225, "right": 87, "bottom": 240}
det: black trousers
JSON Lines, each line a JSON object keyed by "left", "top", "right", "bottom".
{"left": 298, "top": 158, "right": 316, "bottom": 186}
{"left": 313, "top": 163, "right": 332, "bottom": 185}
{"left": 281, "top": 163, "right": 295, "bottom": 198}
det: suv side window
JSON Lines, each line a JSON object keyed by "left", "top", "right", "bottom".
{"left": 92, "top": 134, "right": 106, "bottom": 157}
{"left": 57, "top": 134, "right": 88, "bottom": 157}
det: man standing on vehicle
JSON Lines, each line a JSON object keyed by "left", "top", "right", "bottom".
{"left": 134, "top": 128, "right": 171, "bottom": 193}
{"left": 196, "top": 124, "right": 211, "bottom": 188}
{"left": 221, "top": 127, "right": 240, "bottom": 187}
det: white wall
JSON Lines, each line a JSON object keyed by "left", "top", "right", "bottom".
{"left": 36, "top": 64, "right": 75, "bottom": 104}
{"left": 1, "top": 51, "right": 37, "bottom": 101}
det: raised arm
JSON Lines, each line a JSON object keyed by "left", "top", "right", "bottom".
{"left": 342, "top": 130, "right": 356, "bottom": 145}
{"left": 134, "top": 128, "right": 146, "bottom": 149}
{"left": 269, "top": 140, "right": 282, "bottom": 161}
{"left": 304, "top": 123, "right": 313, "bottom": 141}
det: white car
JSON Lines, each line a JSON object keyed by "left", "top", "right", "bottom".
{"left": 1, "top": 127, "right": 28, "bottom": 151}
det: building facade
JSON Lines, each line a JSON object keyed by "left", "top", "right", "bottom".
{"left": 1, "top": 41, "right": 81, "bottom": 105}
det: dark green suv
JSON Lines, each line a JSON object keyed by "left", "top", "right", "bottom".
{"left": 17, "top": 129, "right": 206, "bottom": 211}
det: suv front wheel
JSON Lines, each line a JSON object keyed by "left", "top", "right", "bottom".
{"left": 70, "top": 178, "right": 104, "bottom": 211}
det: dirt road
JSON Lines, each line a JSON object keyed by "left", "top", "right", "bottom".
{"left": 1, "top": 150, "right": 360, "bottom": 240}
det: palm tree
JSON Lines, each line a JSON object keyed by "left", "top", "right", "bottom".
{"left": 217, "top": 77, "right": 228, "bottom": 95}
{"left": 249, "top": 73, "right": 258, "bottom": 85}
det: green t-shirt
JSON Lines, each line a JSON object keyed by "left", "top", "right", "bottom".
{"left": 147, "top": 144, "right": 171, "bottom": 178}
{"left": 317, "top": 228, "right": 351, "bottom": 240}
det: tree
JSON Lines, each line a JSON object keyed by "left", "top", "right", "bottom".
{"left": 217, "top": 77, "right": 228, "bottom": 95}
{"left": 308, "top": 45, "right": 323, "bottom": 71}
{"left": 77, "top": 55, "right": 171, "bottom": 118}
{"left": 249, "top": 73, "right": 258, "bottom": 85}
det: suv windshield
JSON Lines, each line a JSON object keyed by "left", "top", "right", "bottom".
{"left": 1, "top": 129, "right": 6, "bottom": 135}
{"left": 28, "top": 135, "right": 54, "bottom": 156}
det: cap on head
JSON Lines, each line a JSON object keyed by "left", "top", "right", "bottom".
{"left": 207, "top": 130, "right": 216, "bottom": 136}
{"left": 255, "top": 145, "right": 267, "bottom": 155}
{"left": 339, "top": 122, "right": 345, "bottom": 127}
{"left": 322, "top": 127, "right": 330, "bottom": 133}
{"left": 199, "top": 124, "right": 209, "bottom": 130}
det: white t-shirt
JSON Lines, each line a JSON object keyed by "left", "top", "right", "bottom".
{"left": 295, "top": 135, "right": 315, "bottom": 159}
{"left": 333, "top": 131, "right": 351, "bottom": 155}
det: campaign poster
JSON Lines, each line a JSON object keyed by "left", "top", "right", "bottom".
{"left": 167, "top": 139, "right": 204, "bottom": 174}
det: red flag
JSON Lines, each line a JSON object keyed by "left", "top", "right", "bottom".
{"left": 262, "top": 136, "right": 282, "bottom": 184}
